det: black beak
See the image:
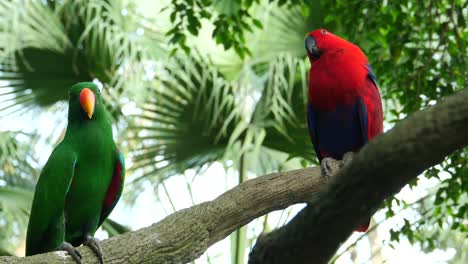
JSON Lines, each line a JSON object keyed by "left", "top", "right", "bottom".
{"left": 305, "top": 36, "right": 321, "bottom": 59}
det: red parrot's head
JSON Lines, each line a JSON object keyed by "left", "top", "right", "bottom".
{"left": 305, "top": 29, "right": 358, "bottom": 63}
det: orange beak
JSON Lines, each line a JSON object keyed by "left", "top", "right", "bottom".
{"left": 79, "top": 88, "right": 95, "bottom": 119}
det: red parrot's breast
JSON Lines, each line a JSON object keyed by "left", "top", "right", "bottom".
{"left": 308, "top": 47, "right": 369, "bottom": 111}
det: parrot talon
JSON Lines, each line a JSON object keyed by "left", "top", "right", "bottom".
{"left": 58, "top": 241, "right": 82, "bottom": 264}
{"left": 84, "top": 235, "right": 104, "bottom": 264}
{"left": 341, "top": 152, "right": 355, "bottom": 168}
{"left": 320, "top": 157, "right": 340, "bottom": 178}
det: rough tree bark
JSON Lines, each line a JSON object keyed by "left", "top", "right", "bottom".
{"left": 0, "top": 89, "right": 466, "bottom": 264}
{"left": 248, "top": 88, "right": 468, "bottom": 263}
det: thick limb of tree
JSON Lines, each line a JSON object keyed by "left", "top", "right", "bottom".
{"left": 1, "top": 89, "right": 467, "bottom": 264}
{"left": 249, "top": 89, "right": 468, "bottom": 263}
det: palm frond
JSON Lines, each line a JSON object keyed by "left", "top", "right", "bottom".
{"left": 0, "top": 1, "right": 78, "bottom": 114}
{"left": 251, "top": 54, "right": 316, "bottom": 162}
{"left": 127, "top": 52, "right": 244, "bottom": 184}
{"left": 0, "top": 186, "right": 34, "bottom": 255}
{"left": 203, "top": 2, "right": 313, "bottom": 79}
{"left": 0, "top": 131, "right": 39, "bottom": 188}
{"left": 0, "top": 130, "right": 39, "bottom": 255}
{"left": 0, "top": 186, "right": 33, "bottom": 218}
{"left": 248, "top": 4, "right": 311, "bottom": 67}
{"left": 0, "top": 0, "right": 148, "bottom": 117}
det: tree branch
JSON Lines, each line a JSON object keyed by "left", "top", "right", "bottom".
{"left": 1, "top": 89, "right": 467, "bottom": 264}
{"left": 248, "top": 89, "right": 468, "bottom": 263}
{"left": 0, "top": 159, "right": 333, "bottom": 263}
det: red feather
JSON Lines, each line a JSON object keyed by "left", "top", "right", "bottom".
{"left": 99, "top": 148, "right": 125, "bottom": 226}
{"left": 103, "top": 160, "right": 122, "bottom": 208}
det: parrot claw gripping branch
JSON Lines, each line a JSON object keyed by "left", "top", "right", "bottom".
{"left": 25, "top": 82, "right": 125, "bottom": 264}
{"left": 305, "top": 29, "right": 383, "bottom": 232}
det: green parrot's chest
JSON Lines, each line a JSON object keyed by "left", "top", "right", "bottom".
{"left": 71, "top": 147, "right": 114, "bottom": 200}
{"left": 64, "top": 121, "right": 115, "bottom": 239}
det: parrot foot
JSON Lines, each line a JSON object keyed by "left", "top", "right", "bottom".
{"left": 341, "top": 152, "right": 355, "bottom": 168}
{"left": 58, "top": 241, "right": 82, "bottom": 264}
{"left": 320, "top": 157, "right": 340, "bottom": 178}
{"left": 84, "top": 235, "right": 104, "bottom": 264}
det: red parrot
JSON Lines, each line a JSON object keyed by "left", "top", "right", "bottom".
{"left": 305, "top": 29, "right": 383, "bottom": 232}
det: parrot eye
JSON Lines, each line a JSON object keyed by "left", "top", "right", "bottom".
{"left": 321, "top": 29, "right": 327, "bottom": 34}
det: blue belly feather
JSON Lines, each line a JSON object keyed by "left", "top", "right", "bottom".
{"left": 307, "top": 100, "right": 367, "bottom": 160}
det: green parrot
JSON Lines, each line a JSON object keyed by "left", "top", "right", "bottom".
{"left": 25, "top": 82, "right": 125, "bottom": 264}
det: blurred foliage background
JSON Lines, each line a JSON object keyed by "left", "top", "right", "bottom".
{"left": 0, "top": 0, "right": 466, "bottom": 263}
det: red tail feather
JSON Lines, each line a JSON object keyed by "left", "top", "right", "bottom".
{"left": 355, "top": 218, "right": 370, "bottom": 232}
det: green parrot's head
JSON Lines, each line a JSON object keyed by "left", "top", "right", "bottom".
{"left": 68, "top": 82, "right": 104, "bottom": 121}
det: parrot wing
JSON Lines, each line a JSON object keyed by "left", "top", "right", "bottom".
{"left": 357, "top": 97, "right": 369, "bottom": 143}
{"left": 359, "top": 63, "right": 383, "bottom": 143}
{"left": 98, "top": 148, "right": 125, "bottom": 227}
{"left": 26, "top": 143, "right": 77, "bottom": 256}
{"left": 307, "top": 104, "right": 323, "bottom": 161}
{"left": 354, "top": 63, "right": 381, "bottom": 233}
{"left": 365, "top": 63, "right": 378, "bottom": 87}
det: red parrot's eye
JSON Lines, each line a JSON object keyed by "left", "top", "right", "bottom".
{"left": 321, "top": 29, "right": 327, "bottom": 34}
